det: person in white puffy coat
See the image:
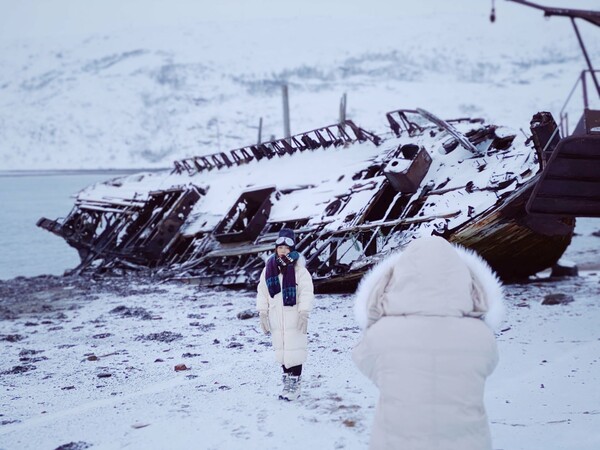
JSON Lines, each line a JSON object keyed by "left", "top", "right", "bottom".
{"left": 352, "top": 236, "right": 505, "bottom": 450}
{"left": 257, "top": 228, "right": 314, "bottom": 401}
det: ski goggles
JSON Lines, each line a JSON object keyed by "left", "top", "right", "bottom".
{"left": 275, "top": 236, "right": 295, "bottom": 247}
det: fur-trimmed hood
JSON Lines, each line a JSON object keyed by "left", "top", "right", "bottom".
{"left": 353, "top": 236, "right": 505, "bottom": 331}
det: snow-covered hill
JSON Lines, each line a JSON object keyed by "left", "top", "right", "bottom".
{"left": 1, "top": 0, "right": 599, "bottom": 170}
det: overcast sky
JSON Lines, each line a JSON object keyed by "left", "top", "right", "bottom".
{"left": 5, "top": 0, "right": 597, "bottom": 41}
{"left": 0, "top": 1, "right": 447, "bottom": 39}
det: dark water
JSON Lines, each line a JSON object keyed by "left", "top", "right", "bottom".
{"left": 0, "top": 171, "right": 141, "bottom": 280}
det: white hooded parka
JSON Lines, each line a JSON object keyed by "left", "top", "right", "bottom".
{"left": 352, "top": 236, "right": 505, "bottom": 450}
{"left": 257, "top": 257, "right": 314, "bottom": 368}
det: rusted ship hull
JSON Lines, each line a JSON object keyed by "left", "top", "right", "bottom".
{"left": 448, "top": 179, "right": 575, "bottom": 281}
{"left": 290, "top": 180, "right": 577, "bottom": 293}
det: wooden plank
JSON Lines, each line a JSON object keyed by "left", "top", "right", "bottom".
{"left": 527, "top": 197, "right": 600, "bottom": 216}
{"left": 526, "top": 135, "right": 600, "bottom": 216}
{"left": 79, "top": 205, "right": 135, "bottom": 214}
{"left": 546, "top": 158, "right": 600, "bottom": 179}
{"left": 535, "top": 179, "right": 600, "bottom": 198}
{"left": 555, "top": 136, "right": 600, "bottom": 157}
{"left": 204, "top": 243, "right": 273, "bottom": 257}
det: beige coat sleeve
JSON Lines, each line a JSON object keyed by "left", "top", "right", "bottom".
{"left": 352, "top": 332, "right": 379, "bottom": 386}
{"left": 256, "top": 268, "right": 270, "bottom": 314}
{"left": 296, "top": 266, "right": 314, "bottom": 314}
{"left": 360, "top": 263, "right": 395, "bottom": 329}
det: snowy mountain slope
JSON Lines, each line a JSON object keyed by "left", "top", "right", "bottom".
{"left": 1, "top": 0, "right": 599, "bottom": 170}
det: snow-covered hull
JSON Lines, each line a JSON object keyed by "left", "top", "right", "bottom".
{"left": 37, "top": 109, "right": 576, "bottom": 290}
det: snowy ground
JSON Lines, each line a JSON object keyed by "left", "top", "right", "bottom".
{"left": 1, "top": 221, "right": 599, "bottom": 450}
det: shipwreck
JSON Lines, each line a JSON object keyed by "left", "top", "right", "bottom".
{"left": 37, "top": 1, "right": 600, "bottom": 292}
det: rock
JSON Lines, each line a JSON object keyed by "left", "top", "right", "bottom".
{"left": 1, "top": 365, "right": 36, "bottom": 375}
{"left": 19, "top": 349, "right": 44, "bottom": 356}
{"left": 109, "top": 305, "right": 154, "bottom": 320}
{"left": 551, "top": 260, "right": 578, "bottom": 277}
{"left": 237, "top": 309, "right": 258, "bottom": 320}
{"left": 1, "top": 419, "right": 21, "bottom": 425}
{"left": 174, "top": 364, "right": 189, "bottom": 371}
{"left": 187, "top": 313, "right": 206, "bottom": 319}
{"left": 54, "top": 442, "right": 92, "bottom": 450}
{"left": 136, "top": 331, "right": 183, "bottom": 343}
{"left": 0, "top": 334, "right": 24, "bottom": 342}
{"left": 189, "top": 322, "right": 216, "bottom": 333}
{"left": 19, "top": 355, "right": 48, "bottom": 363}
{"left": 226, "top": 342, "right": 244, "bottom": 349}
{"left": 542, "top": 293, "right": 575, "bottom": 305}
{"left": 92, "top": 333, "right": 112, "bottom": 339}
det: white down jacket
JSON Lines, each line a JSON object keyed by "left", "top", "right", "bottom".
{"left": 352, "top": 236, "right": 504, "bottom": 450}
{"left": 256, "top": 257, "right": 314, "bottom": 368}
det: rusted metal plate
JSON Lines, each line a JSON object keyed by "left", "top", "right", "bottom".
{"left": 451, "top": 182, "right": 575, "bottom": 280}
{"left": 384, "top": 148, "right": 432, "bottom": 193}
{"left": 214, "top": 187, "right": 275, "bottom": 243}
{"left": 526, "top": 134, "right": 600, "bottom": 217}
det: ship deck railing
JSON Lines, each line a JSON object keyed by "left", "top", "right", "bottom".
{"left": 172, "top": 120, "right": 382, "bottom": 176}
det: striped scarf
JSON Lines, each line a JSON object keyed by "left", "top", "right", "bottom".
{"left": 265, "top": 251, "right": 299, "bottom": 306}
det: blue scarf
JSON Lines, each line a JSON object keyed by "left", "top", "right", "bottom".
{"left": 265, "top": 251, "right": 299, "bottom": 306}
